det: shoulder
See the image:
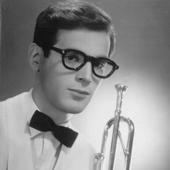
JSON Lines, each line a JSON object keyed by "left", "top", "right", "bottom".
{"left": 63, "top": 125, "right": 97, "bottom": 170}
{"left": 77, "top": 132, "right": 96, "bottom": 150}
{"left": 0, "top": 91, "right": 30, "bottom": 128}
{"left": 0, "top": 92, "right": 29, "bottom": 108}
{"left": 0, "top": 92, "right": 31, "bottom": 116}
{"left": 0, "top": 92, "right": 27, "bottom": 124}
{"left": 70, "top": 124, "right": 97, "bottom": 154}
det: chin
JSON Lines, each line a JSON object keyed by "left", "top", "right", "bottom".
{"left": 63, "top": 102, "right": 88, "bottom": 114}
{"left": 66, "top": 106, "right": 86, "bottom": 114}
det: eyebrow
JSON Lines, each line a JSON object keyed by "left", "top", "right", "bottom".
{"left": 64, "top": 47, "right": 109, "bottom": 59}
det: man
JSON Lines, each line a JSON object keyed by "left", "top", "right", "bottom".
{"left": 0, "top": 0, "right": 119, "bottom": 170}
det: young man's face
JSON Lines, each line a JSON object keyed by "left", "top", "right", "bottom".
{"left": 38, "top": 29, "right": 110, "bottom": 114}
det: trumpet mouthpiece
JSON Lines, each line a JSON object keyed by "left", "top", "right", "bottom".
{"left": 115, "top": 84, "right": 128, "bottom": 93}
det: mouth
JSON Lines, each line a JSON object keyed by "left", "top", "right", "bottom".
{"left": 68, "top": 89, "right": 90, "bottom": 95}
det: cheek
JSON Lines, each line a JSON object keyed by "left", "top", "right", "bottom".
{"left": 92, "top": 76, "right": 102, "bottom": 88}
{"left": 42, "top": 73, "right": 65, "bottom": 93}
{"left": 40, "top": 60, "right": 66, "bottom": 87}
{"left": 92, "top": 79, "right": 102, "bottom": 95}
{"left": 41, "top": 68, "right": 75, "bottom": 99}
{"left": 39, "top": 66, "right": 61, "bottom": 97}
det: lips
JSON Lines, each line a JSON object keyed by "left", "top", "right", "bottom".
{"left": 68, "top": 89, "right": 90, "bottom": 95}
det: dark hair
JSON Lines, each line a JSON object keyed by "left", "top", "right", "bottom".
{"left": 33, "top": 0, "right": 115, "bottom": 57}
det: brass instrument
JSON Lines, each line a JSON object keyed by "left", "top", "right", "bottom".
{"left": 93, "top": 84, "right": 134, "bottom": 170}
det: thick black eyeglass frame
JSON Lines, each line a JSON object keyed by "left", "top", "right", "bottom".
{"left": 49, "top": 46, "right": 119, "bottom": 79}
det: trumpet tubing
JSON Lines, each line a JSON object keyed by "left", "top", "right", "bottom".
{"left": 93, "top": 84, "right": 135, "bottom": 170}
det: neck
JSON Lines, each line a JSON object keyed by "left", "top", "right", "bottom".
{"left": 31, "top": 85, "right": 72, "bottom": 125}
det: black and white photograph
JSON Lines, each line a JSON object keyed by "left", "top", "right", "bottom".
{"left": 0, "top": 0, "right": 170, "bottom": 170}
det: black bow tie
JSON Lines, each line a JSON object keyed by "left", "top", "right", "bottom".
{"left": 29, "top": 110, "right": 78, "bottom": 148}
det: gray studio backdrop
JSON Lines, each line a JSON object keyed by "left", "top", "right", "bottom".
{"left": 0, "top": 0, "right": 170, "bottom": 170}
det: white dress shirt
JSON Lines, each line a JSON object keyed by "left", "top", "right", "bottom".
{"left": 26, "top": 90, "right": 70, "bottom": 170}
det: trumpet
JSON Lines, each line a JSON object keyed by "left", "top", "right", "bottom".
{"left": 93, "top": 84, "right": 135, "bottom": 170}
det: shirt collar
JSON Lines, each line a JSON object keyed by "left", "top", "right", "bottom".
{"left": 23, "top": 89, "right": 41, "bottom": 138}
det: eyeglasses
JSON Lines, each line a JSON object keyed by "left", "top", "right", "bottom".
{"left": 50, "top": 46, "right": 119, "bottom": 79}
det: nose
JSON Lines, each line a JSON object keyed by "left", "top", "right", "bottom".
{"left": 76, "top": 62, "right": 92, "bottom": 86}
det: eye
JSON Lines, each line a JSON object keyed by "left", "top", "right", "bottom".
{"left": 95, "top": 61, "right": 106, "bottom": 70}
{"left": 65, "top": 53, "right": 80, "bottom": 62}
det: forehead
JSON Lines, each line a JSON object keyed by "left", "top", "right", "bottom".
{"left": 56, "top": 29, "right": 110, "bottom": 57}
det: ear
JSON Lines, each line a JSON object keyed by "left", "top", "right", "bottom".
{"left": 28, "top": 43, "right": 43, "bottom": 71}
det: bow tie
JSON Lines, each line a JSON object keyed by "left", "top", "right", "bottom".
{"left": 29, "top": 110, "right": 78, "bottom": 148}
